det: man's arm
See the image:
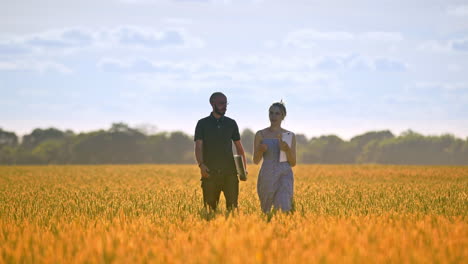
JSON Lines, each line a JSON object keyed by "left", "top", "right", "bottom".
{"left": 195, "top": 139, "right": 209, "bottom": 178}
{"left": 233, "top": 140, "right": 247, "bottom": 173}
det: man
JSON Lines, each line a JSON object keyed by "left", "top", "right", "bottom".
{"left": 194, "top": 92, "right": 247, "bottom": 211}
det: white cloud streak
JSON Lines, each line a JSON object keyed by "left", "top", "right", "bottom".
{"left": 283, "top": 29, "right": 404, "bottom": 49}
{"left": 284, "top": 29, "right": 354, "bottom": 48}
{"left": 447, "top": 5, "right": 468, "bottom": 16}
{"left": 419, "top": 38, "right": 468, "bottom": 53}
{"left": 0, "top": 60, "right": 72, "bottom": 74}
{"left": 95, "top": 54, "right": 407, "bottom": 97}
{"left": 0, "top": 26, "right": 204, "bottom": 54}
{"left": 416, "top": 82, "right": 468, "bottom": 91}
{"left": 119, "top": 0, "right": 263, "bottom": 4}
{"left": 360, "top": 32, "right": 404, "bottom": 42}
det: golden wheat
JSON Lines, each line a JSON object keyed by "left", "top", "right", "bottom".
{"left": 0, "top": 165, "right": 467, "bottom": 263}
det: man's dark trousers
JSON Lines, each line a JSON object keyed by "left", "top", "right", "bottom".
{"left": 201, "top": 169, "right": 238, "bottom": 210}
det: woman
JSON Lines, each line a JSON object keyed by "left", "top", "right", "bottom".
{"left": 253, "top": 101, "right": 296, "bottom": 213}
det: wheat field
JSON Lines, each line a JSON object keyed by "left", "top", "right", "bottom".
{"left": 0, "top": 165, "right": 467, "bottom": 263}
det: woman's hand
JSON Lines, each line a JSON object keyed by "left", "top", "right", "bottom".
{"left": 258, "top": 143, "right": 268, "bottom": 153}
{"left": 278, "top": 134, "right": 290, "bottom": 152}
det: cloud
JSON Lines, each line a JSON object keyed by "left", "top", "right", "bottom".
{"left": 119, "top": 0, "right": 209, "bottom": 3}
{"left": 416, "top": 82, "right": 468, "bottom": 91}
{"left": 97, "top": 58, "right": 129, "bottom": 73}
{"left": 98, "top": 58, "right": 186, "bottom": 73}
{"left": 111, "top": 26, "right": 195, "bottom": 48}
{"left": 264, "top": 40, "right": 278, "bottom": 49}
{"left": 102, "top": 26, "right": 205, "bottom": 49}
{"left": 120, "top": 0, "right": 263, "bottom": 4}
{"left": 0, "top": 26, "right": 203, "bottom": 56}
{"left": 359, "top": 32, "right": 404, "bottom": 42}
{"left": 283, "top": 30, "right": 404, "bottom": 49}
{"left": 0, "top": 28, "right": 95, "bottom": 57}
{"left": 0, "top": 60, "right": 72, "bottom": 74}
{"left": 420, "top": 38, "right": 468, "bottom": 53}
{"left": 447, "top": 5, "right": 468, "bottom": 16}
{"left": 315, "top": 54, "right": 406, "bottom": 72}
{"left": 162, "top": 17, "right": 194, "bottom": 25}
{"left": 412, "top": 82, "right": 468, "bottom": 112}
{"left": 419, "top": 40, "right": 451, "bottom": 52}
{"left": 96, "top": 55, "right": 339, "bottom": 95}
{"left": 97, "top": 54, "right": 408, "bottom": 99}
{"left": 173, "top": 0, "right": 212, "bottom": 2}
{"left": 284, "top": 29, "right": 354, "bottom": 48}
{"left": 451, "top": 39, "right": 468, "bottom": 52}
{"left": 374, "top": 58, "right": 406, "bottom": 72}
{"left": 0, "top": 26, "right": 204, "bottom": 75}
{"left": 24, "top": 28, "right": 94, "bottom": 49}
{"left": 315, "top": 57, "right": 343, "bottom": 70}
{"left": 346, "top": 56, "right": 374, "bottom": 71}
{"left": 61, "top": 29, "right": 94, "bottom": 45}
{"left": 0, "top": 42, "right": 30, "bottom": 56}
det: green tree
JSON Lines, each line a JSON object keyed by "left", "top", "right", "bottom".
{"left": 303, "top": 135, "right": 354, "bottom": 164}
{"left": 31, "top": 139, "right": 67, "bottom": 164}
{"left": 0, "top": 146, "right": 17, "bottom": 164}
{"left": 71, "top": 123, "right": 146, "bottom": 164}
{"left": 352, "top": 130, "right": 395, "bottom": 163}
{"left": 241, "top": 128, "right": 255, "bottom": 154}
{"left": 22, "top": 128, "right": 67, "bottom": 149}
{"left": 0, "top": 128, "right": 18, "bottom": 148}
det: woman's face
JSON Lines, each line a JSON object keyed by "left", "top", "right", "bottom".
{"left": 269, "top": 106, "right": 284, "bottom": 123}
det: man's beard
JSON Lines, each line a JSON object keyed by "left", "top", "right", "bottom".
{"left": 214, "top": 105, "right": 226, "bottom": 116}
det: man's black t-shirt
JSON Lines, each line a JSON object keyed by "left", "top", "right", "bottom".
{"left": 194, "top": 113, "right": 241, "bottom": 175}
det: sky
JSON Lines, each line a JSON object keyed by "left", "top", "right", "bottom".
{"left": 1, "top": 0, "right": 467, "bottom": 140}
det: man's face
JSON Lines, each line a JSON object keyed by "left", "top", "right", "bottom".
{"left": 212, "top": 96, "right": 227, "bottom": 116}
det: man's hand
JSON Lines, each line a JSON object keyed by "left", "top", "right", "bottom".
{"left": 199, "top": 164, "right": 210, "bottom": 178}
{"left": 239, "top": 169, "right": 248, "bottom": 181}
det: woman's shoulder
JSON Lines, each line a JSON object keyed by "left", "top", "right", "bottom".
{"left": 281, "top": 128, "right": 295, "bottom": 135}
{"left": 255, "top": 128, "right": 269, "bottom": 136}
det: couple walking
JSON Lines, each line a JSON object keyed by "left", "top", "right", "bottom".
{"left": 194, "top": 92, "right": 297, "bottom": 213}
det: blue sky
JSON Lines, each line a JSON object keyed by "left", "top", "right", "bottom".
{"left": 1, "top": 0, "right": 467, "bottom": 139}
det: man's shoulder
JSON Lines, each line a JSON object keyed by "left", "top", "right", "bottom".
{"left": 197, "top": 115, "right": 211, "bottom": 124}
{"left": 223, "top": 116, "right": 237, "bottom": 124}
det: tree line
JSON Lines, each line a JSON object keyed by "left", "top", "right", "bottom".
{"left": 0, "top": 123, "right": 467, "bottom": 165}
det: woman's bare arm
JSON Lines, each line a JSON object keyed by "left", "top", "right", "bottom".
{"left": 253, "top": 131, "right": 266, "bottom": 164}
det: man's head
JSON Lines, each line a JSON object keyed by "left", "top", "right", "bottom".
{"left": 210, "top": 92, "right": 228, "bottom": 116}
